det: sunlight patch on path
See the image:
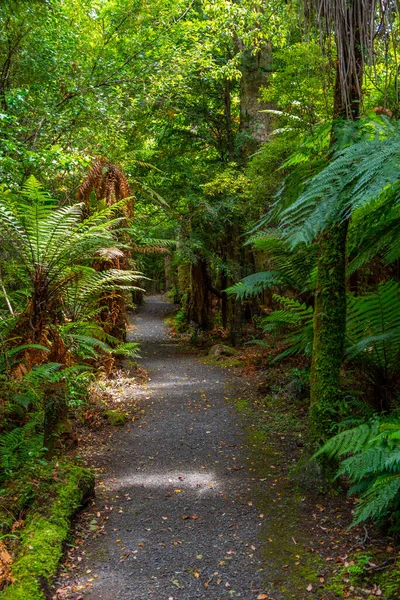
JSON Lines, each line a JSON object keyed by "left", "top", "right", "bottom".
{"left": 107, "top": 469, "right": 220, "bottom": 494}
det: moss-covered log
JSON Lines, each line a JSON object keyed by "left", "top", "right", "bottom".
{"left": 2, "top": 464, "right": 94, "bottom": 600}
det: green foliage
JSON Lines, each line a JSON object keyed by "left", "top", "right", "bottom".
{"left": 0, "top": 418, "right": 44, "bottom": 476}
{"left": 316, "top": 416, "right": 400, "bottom": 529}
{"left": 280, "top": 117, "right": 400, "bottom": 248}
{"left": 226, "top": 234, "right": 317, "bottom": 300}
{"left": 225, "top": 271, "right": 283, "bottom": 300}
{"left": 260, "top": 294, "right": 314, "bottom": 360}
{"left": 346, "top": 280, "right": 400, "bottom": 410}
{"left": 261, "top": 41, "right": 333, "bottom": 128}
{"left": 0, "top": 178, "right": 142, "bottom": 342}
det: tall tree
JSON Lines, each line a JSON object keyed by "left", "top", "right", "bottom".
{"left": 307, "top": 0, "right": 398, "bottom": 445}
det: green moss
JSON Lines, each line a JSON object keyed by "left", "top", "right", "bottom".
{"left": 2, "top": 464, "right": 94, "bottom": 600}
{"left": 310, "top": 222, "right": 348, "bottom": 444}
{"left": 230, "top": 394, "right": 324, "bottom": 598}
{"left": 377, "top": 558, "right": 400, "bottom": 598}
{"left": 325, "top": 552, "right": 400, "bottom": 599}
{"left": 102, "top": 409, "right": 127, "bottom": 426}
{"left": 1, "top": 579, "right": 44, "bottom": 600}
{"left": 203, "top": 356, "right": 243, "bottom": 368}
{"left": 233, "top": 398, "right": 250, "bottom": 413}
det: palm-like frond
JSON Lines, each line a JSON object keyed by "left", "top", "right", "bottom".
{"left": 260, "top": 294, "right": 314, "bottom": 360}
{"left": 346, "top": 280, "right": 400, "bottom": 371}
{"left": 0, "top": 178, "right": 143, "bottom": 361}
{"left": 281, "top": 119, "right": 400, "bottom": 246}
{"left": 225, "top": 271, "right": 284, "bottom": 300}
{"left": 316, "top": 416, "right": 400, "bottom": 528}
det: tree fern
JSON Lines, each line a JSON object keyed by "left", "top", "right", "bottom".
{"left": 0, "top": 178, "right": 143, "bottom": 353}
{"left": 280, "top": 118, "right": 400, "bottom": 247}
{"left": 317, "top": 416, "right": 400, "bottom": 529}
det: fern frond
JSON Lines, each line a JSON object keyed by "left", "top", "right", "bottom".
{"left": 314, "top": 421, "right": 379, "bottom": 459}
{"left": 280, "top": 122, "right": 400, "bottom": 245}
{"left": 225, "top": 271, "right": 283, "bottom": 299}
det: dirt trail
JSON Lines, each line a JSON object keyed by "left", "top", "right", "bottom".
{"left": 56, "top": 296, "right": 309, "bottom": 600}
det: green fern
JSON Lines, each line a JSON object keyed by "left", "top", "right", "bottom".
{"left": 345, "top": 280, "right": 400, "bottom": 410}
{"left": 257, "top": 294, "right": 314, "bottom": 361}
{"left": 280, "top": 117, "right": 400, "bottom": 247}
{"left": 0, "top": 417, "right": 44, "bottom": 475}
{"left": 226, "top": 234, "right": 317, "bottom": 300}
{"left": 225, "top": 271, "right": 283, "bottom": 300}
{"left": 316, "top": 416, "right": 400, "bottom": 529}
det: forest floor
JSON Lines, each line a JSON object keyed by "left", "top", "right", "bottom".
{"left": 52, "top": 296, "right": 399, "bottom": 600}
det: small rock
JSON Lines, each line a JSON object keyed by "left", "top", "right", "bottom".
{"left": 208, "top": 344, "right": 237, "bottom": 360}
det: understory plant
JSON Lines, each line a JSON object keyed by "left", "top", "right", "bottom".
{"left": 0, "top": 177, "right": 142, "bottom": 455}
{"left": 316, "top": 416, "right": 400, "bottom": 530}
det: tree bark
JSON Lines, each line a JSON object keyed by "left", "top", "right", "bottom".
{"left": 309, "top": 222, "right": 348, "bottom": 443}
{"left": 238, "top": 41, "right": 274, "bottom": 149}
{"left": 189, "top": 260, "right": 212, "bottom": 330}
{"left": 309, "top": 6, "right": 362, "bottom": 445}
{"left": 164, "top": 253, "right": 173, "bottom": 293}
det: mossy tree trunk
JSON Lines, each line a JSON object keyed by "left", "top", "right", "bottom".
{"left": 309, "top": 222, "right": 348, "bottom": 444}
{"left": 309, "top": 9, "right": 362, "bottom": 446}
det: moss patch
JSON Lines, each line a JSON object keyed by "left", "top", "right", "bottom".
{"left": 203, "top": 355, "right": 243, "bottom": 368}
{"left": 231, "top": 394, "right": 325, "bottom": 598}
{"left": 2, "top": 464, "right": 94, "bottom": 600}
{"left": 325, "top": 552, "right": 400, "bottom": 599}
{"left": 101, "top": 409, "right": 127, "bottom": 426}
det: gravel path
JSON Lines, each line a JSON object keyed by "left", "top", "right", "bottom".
{"left": 60, "top": 296, "right": 273, "bottom": 599}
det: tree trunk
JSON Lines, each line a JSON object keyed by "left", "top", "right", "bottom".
{"left": 220, "top": 270, "right": 228, "bottom": 329}
{"left": 228, "top": 226, "right": 244, "bottom": 346}
{"left": 309, "top": 7, "right": 362, "bottom": 446}
{"left": 237, "top": 38, "right": 274, "bottom": 153}
{"left": 189, "top": 260, "right": 212, "bottom": 330}
{"left": 309, "top": 222, "right": 348, "bottom": 443}
{"left": 164, "top": 253, "right": 173, "bottom": 293}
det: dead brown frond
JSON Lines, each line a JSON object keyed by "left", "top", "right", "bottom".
{"left": 0, "top": 540, "right": 14, "bottom": 590}
{"left": 77, "top": 159, "right": 136, "bottom": 342}
{"left": 77, "top": 157, "right": 134, "bottom": 216}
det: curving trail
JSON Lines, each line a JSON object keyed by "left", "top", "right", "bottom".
{"left": 58, "top": 296, "right": 282, "bottom": 600}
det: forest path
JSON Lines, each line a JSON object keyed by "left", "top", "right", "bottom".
{"left": 57, "top": 296, "right": 309, "bottom": 600}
